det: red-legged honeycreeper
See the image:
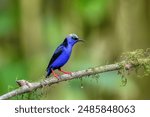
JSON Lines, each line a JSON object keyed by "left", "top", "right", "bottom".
{"left": 46, "top": 34, "right": 83, "bottom": 78}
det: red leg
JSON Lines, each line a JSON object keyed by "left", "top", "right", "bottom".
{"left": 51, "top": 69, "right": 59, "bottom": 79}
{"left": 58, "top": 68, "right": 72, "bottom": 74}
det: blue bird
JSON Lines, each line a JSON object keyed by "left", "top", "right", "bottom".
{"left": 46, "top": 34, "right": 83, "bottom": 78}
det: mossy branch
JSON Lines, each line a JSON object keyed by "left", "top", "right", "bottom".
{"left": 0, "top": 49, "right": 149, "bottom": 100}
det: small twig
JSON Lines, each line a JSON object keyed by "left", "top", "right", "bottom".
{"left": 0, "top": 58, "right": 149, "bottom": 100}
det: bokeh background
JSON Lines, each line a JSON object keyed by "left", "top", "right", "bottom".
{"left": 0, "top": 0, "right": 150, "bottom": 99}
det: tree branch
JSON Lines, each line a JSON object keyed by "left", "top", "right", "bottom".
{"left": 0, "top": 58, "right": 149, "bottom": 100}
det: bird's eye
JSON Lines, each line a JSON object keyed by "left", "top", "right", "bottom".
{"left": 72, "top": 36, "right": 78, "bottom": 40}
{"left": 70, "top": 34, "right": 79, "bottom": 40}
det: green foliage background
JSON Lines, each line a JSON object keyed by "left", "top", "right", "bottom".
{"left": 0, "top": 0, "right": 150, "bottom": 99}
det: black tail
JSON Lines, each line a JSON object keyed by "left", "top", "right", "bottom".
{"left": 46, "top": 69, "right": 52, "bottom": 78}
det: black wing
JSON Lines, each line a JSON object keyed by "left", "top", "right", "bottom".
{"left": 46, "top": 38, "right": 68, "bottom": 71}
{"left": 46, "top": 45, "right": 63, "bottom": 71}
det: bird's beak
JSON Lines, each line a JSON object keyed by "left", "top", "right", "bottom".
{"left": 78, "top": 39, "right": 84, "bottom": 42}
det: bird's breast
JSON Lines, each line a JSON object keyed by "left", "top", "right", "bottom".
{"left": 62, "top": 47, "right": 72, "bottom": 60}
{"left": 51, "top": 46, "right": 72, "bottom": 69}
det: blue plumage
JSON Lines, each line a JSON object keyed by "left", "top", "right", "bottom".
{"left": 46, "top": 34, "right": 83, "bottom": 78}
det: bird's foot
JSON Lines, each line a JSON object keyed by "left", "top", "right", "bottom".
{"left": 59, "top": 69, "right": 72, "bottom": 75}
{"left": 63, "top": 71, "right": 72, "bottom": 75}
{"left": 53, "top": 74, "right": 60, "bottom": 79}
{"left": 51, "top": 69, "right": 60, "bottom": 79}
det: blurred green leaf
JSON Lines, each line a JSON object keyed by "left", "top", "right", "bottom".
{"left": 0, "top": 13, "right": 15, "bottom": 36}
{"left": 77, "top": 0, "right": 109, "bottom": 25}
{"left": 0, "top": 61, "right": 28, "bottom": 95}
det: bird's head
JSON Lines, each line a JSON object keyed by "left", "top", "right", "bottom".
{"left": 65, "top": 34, "right": 84, "bottom": 46}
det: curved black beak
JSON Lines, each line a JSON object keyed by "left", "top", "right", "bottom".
{"left": 78, "top": 39, "right": 84, "bottom": 42}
